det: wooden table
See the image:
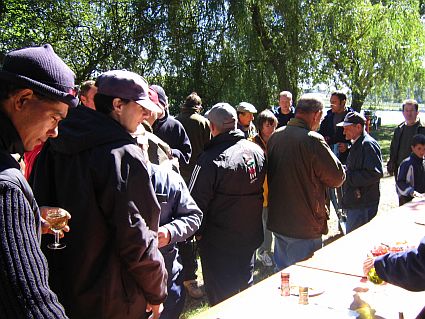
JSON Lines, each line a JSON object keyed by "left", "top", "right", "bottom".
{"left": 193, "top": 200, "right": 425, "bottom": 318}
{"left": 193, "top": 265, "right": 425, "bottom": 318}
{"left": 297, "top": 199, "right": 425, "bottom": 277}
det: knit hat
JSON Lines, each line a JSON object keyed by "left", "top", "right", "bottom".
{"left": 207, "top": 103, "right": 237, "bottom": 131}
{"left": 149, "top": 85, "right": 168, "bottom": 107}
{"left": 0, "top": 44, "right": 78, "bottom": 107}
{"left": 96, "top": 70, "right": 162, "bottom": 113}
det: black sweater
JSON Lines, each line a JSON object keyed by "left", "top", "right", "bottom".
{"left": 0, "top": 111, "right": 67, "bottom": 318}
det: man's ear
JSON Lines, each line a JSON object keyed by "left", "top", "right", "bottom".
{"left": 13, "top": 89, "right": 34, "bottom": 111}
{"left": 112, "top": 98, "right": 123, "bottom": 113}
{"left": 80, "top": 95, "right": 87, "bottom": 105}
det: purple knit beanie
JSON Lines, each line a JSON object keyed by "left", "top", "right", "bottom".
{"left": 0, "top": 44, "right": 78, "bottom": 107}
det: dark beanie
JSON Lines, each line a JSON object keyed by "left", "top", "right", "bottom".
{"left": 0, "top": 44, "right": 78, "bottom": 107}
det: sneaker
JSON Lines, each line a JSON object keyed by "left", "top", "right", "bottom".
{"left": 183, "top": 280, "right": 204, "bottom": 299}
{"left": 257, "top": 251, "right": 273, "bottom": 267}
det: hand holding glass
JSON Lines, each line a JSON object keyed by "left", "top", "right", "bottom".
{"left": 46, "top": 208, "right": 70, "bottom": 250}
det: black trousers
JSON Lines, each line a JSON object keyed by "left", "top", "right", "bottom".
{"left": 199, "top": 241, "right": 255, "bottom": 306}
{"left": 177, "top": 238, "right": 198, "bottom": 281}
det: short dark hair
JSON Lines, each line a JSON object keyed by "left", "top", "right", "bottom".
{"left": 331, "top": 91, "right": 347, "bottom": 102}
{"left": 94, "top": 93, "right": 130, "bottom": 115}
{"left": 412, "top": 134, "right": 425, "bottom": 147}
{"left": 79, "top": 80, "right": 96, "bottom": 98}
{"left": 296, "top": 94, "right": 323, "bottom": 114}
{"left": 402, "top": 99, "right": 419, "bottom": 112}
{"left": 258, "top": 109, "right": 278, "bottom": 129}
{"left": 183, "top": 92, "right": 202, "bottom": 109}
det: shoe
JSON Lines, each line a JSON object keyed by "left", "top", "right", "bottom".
{"left": 257, "top": 250, "right": 273, "bottom": 267}
{"left": 183, "top": 280, "right": 204, "bottom": 299}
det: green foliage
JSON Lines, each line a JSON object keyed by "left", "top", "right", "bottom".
{"left": 316, "top": 0, "right": 425, "bottom": 111}
{"left": 0, "top": 0, "right": 423, "bottom": 112}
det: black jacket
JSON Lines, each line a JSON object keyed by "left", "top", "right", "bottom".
{"left": 387, "top": 120, "right": 425, "bottom": 175}
{"left": 0, "top": 111, "right": 67, "bottom": 318}
{"left": 189, "top": 130, "right": 266, "bottom": 251}
{"left": 153, "top": 111, "right": 192, "bottom": 166}
{"left": 342, "top": 132, "right": 383, "bottom": 209}
{"left": 32, "top": 106, "right": 167, "bottom": 319}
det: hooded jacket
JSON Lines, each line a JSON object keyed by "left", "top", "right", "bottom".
{"left": 0, "top": 111, "right": 67, "bottom": 318}
{"left": 31, "top": 106, "right": 167, "bottom": 319}
{"left": 189, "top": 130, "right": 266, "bottom": 251}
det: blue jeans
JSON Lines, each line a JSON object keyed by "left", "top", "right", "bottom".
{"left": 345, "top": 203, "right": 379, "bottom": 233}
{"left": 273, "top": 233, "right": 322, "bottom": 270}
{"left": 258, "top": 207, "right": 273, "bottom": 254}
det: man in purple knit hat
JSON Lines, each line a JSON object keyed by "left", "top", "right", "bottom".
{"left": 0, "top": 44, "right": 78, "bottom": 318}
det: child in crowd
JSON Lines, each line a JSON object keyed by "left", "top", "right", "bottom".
{"left": 396, "top": 134, "right": 425, "bottom": 205}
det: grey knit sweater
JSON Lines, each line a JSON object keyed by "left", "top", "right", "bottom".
{"left": 0, "top": 111, "right": 67, "bottom": 318}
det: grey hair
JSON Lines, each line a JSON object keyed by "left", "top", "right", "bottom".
{"left": 296, "top": 94, "right": 324, "bottom": 114}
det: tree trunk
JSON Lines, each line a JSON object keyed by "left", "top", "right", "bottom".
{"left": 351, "top": 90, "right": 367, "bottom": 112}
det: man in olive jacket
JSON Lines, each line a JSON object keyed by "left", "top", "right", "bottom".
{"left": 267, "top": 94, "right": 346, "bottom": 270}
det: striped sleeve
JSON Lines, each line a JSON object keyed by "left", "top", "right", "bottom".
{"left": 396, "top": 161, "right": 415, "bottom": 197}
{"left": 0, "top": 183, "right": 68, "bottom": 318}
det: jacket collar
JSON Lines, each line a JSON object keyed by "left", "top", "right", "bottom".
{"left": 0, "top": 110, "right": 25, "bottom": 155}
{"left": 206, "top": 129, "right": 245, "bottom": 150}
{"left": 287, "top": 117, "right": 310, "bottom": 130}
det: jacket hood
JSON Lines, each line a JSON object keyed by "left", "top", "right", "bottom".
{"left": 49, "top": 106, "right": 136, "bottom": 155}
{"left": 206, "top": 129, "right": 245, "bottom": 150}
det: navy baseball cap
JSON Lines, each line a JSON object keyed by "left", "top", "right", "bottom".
{"left": 96, "top": 70, "right": 162, "bottom": 113}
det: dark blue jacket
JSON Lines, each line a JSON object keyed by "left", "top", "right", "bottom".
{"left": 396, "top": 153, "right": 425, "bottom": 200}
{"left": 153, "top": 111, "right": 192, "bottom": 166}
{"left": 375, "top": 236, "right": 425, "bottom": 291}
{"left": 342, "top": 132, "right": 383, "bottom": 209}
{"left": 150, "top": 163, "right": 202, "bottom": 318}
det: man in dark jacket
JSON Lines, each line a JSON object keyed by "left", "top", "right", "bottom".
{"left": 175, "top": 92, "right": 211, "bottom": 299}
{"left": 267, "top": 94, "right": 346, "bottom": 270}
{"left": 150, "top": 84, "right": 192, "bottom": 168}
{"left": 32, "top": 70, "right": 168, "bottom": 319}
{"left": 0, "top": 44, "right": 78, "bottom": 318}
{"left": 387, "top": 99, "right": 425, "bottom": 204}
{"left": 189, "top": 103, "right": 266, "bottom": 306}
{"left": 338, "top": 111, "right": 383, "bottom": 233}
{"left": 318, "top": 91, "right": 352, "bottom": 163}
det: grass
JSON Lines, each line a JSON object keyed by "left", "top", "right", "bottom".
{"left": 180, "top": 124, "right": 398, "bottom": 318}
{"left": 180, "top": 259, "right": 276, "bottom": 319}
{"left": 369, "top": 124, "right": 397, "bottom": 164}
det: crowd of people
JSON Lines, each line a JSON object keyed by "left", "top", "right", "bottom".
{"left": 1, "top": 44, "right": 425, "bottom": 319}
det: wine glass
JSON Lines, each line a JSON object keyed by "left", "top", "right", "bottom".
{"left": 46, "top": 208, "right": 69, "bottom": 250}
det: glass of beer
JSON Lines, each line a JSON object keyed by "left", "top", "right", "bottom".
{"left": 46, "top": 208, "right": 69, "bottom": 250}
